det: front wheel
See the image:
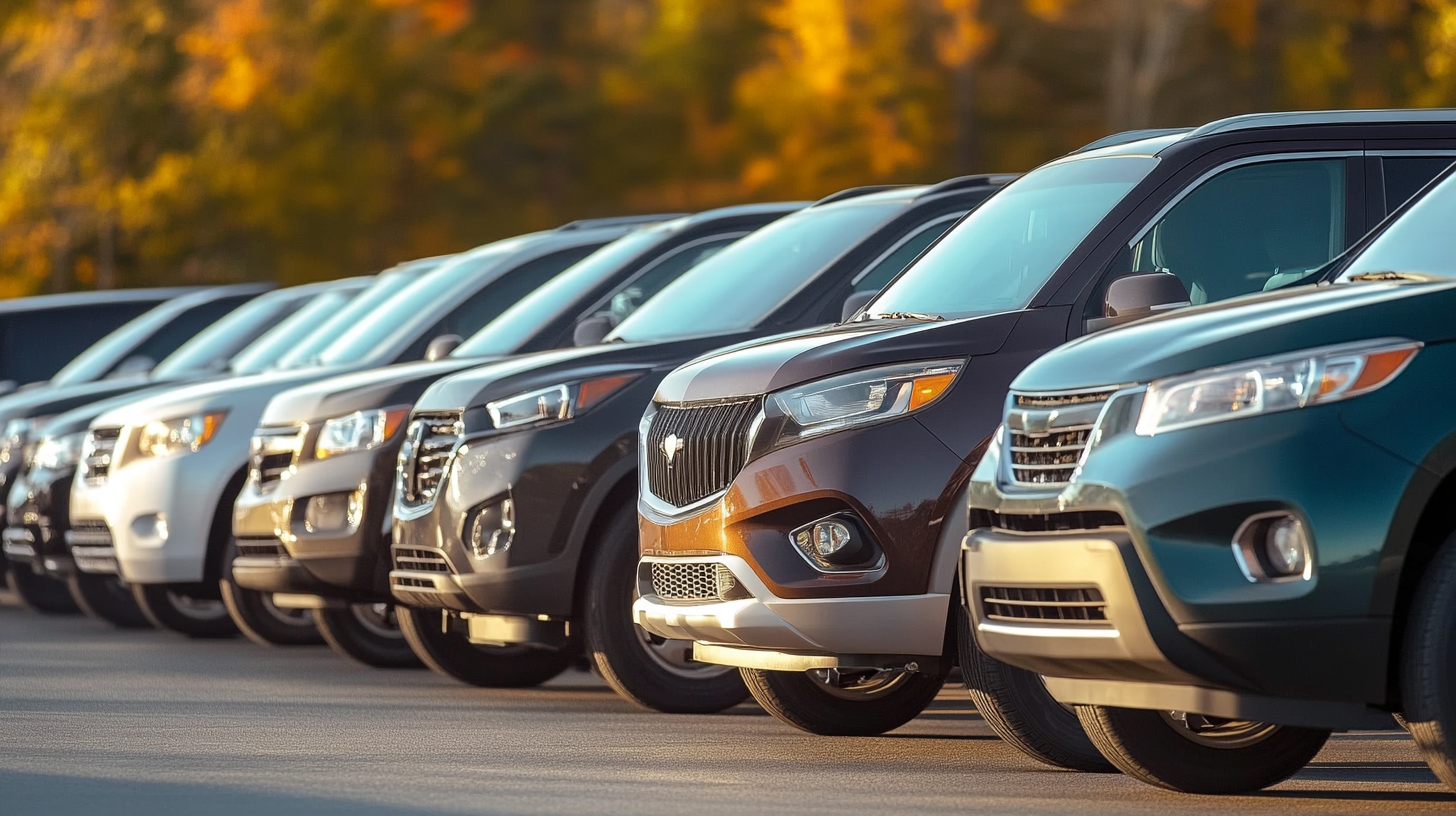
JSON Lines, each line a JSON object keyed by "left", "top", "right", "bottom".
{"left": 1077, "top": 706, "right": 1329, "bottom": 794}
{"left": 397, "top": 605, "right": 571, "bottom": 687}
{"left": 132, "top": 583, "right": 238, "bottom": 639}
{"left": 8, "top": 567, "right": 81, "bottom": 614}
{"left": 67, "top": 572, "right": 150, "bottom": 628}
{"left": 1400, "top": 530, "right": 1456, "bottom": 790}
{"left": 583, "top": 505, "right": 747, "bottom": 714}
{"left": 743, "top": 665, "right": 948, "bottom": 735}
{"left": 315, "top": 603, "right": 422, "bottom": 668}
{"left": 219, "top": 541, "right": 323, "bottom": 646}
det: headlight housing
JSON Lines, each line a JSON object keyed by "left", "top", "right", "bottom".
{"left": 1136, "top": 338, "right": 1421, "bottom": 436}
{"left": 136, "top": 412, "right": 227, "bottom": 458}
{"left": 485, "top": 373, "right": 642, "bottom": 431}
{"left": 2, "top": 416, "right": 51, "bottom": 465}
{"left": 32, "top": 432, "right": 86, "bottom": 471}
{"left": 315, "top": 406, "right": 410, "bottom": 459}
{"left": 766, "top": 359, "right": 964, "bottom": 445}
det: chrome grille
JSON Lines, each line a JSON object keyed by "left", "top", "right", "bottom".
{"left": 647, "top": 561, "right": 740, "bottom": 604}
{"left": 236, "top": 539, "right": 287, "bottom": 558}
{"left": 980, "top": 586, "right": 1108, "bottom": 624}
{"left": 1004, "top": 389, "right": 1117, "bottom": 486}
{"left": 71, "top": 545, "right": 118, "bottom": 574}
{"left": 250, "top": 425, "right": 304, "bottom": 491}
{"left": 65, "top": 519, "right": 113, "bottom": 546}
{"left": 398, "top": 412, "right": 463, "bottom": 507}
{"left": 82, "top": 427, "right": 121, "bottom": 485}
{"left": 394, "top": 547, "right": 451, "bottom": 573}
{"left": 644, "top": 400, "right": 760, "bottom": 509}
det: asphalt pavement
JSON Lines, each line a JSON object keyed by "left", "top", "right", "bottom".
{"left": 2, "top": 591, "right": 1452, "bottom": 815}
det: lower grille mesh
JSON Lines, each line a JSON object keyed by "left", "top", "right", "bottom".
{"left": 394, "top": 547, "right": 451, "bottom": 573}
{"left": 979, "top": 586, "right": 1108, "bottom": 624}
{"left": 648, "top": 561, "right": 739, "bottom": 604}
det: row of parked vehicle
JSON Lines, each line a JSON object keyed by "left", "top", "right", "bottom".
{"left": 6, "top": 107, "right": 1456, "bottom": 797}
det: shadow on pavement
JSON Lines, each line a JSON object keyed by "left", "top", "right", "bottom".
{"left": 0, "top": 770, "right": 442, "bottom": 816}
{"left": 1293, "top": 760, "right": 1441, "bottom": 784}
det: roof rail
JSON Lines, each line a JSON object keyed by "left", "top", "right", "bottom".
{"left": 556, "top": 213, "right": 687, "bottom": 231}
{"left": 1072, "top": 128, "right": 1192, "bottom": 154}
{"left": 812, "top": 185, "right": 914, "bottom": 207}
{"left": 918, "top": 174, "right": 1020, "bottom": 196}
{"left": 1187, "top": 108, "right": 1456, "bottom": 139}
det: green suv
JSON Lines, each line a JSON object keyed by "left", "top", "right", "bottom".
{"left": 960, "top": 163, "right": 1456, "bottom": 794}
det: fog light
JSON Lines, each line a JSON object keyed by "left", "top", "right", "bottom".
{"left": 469, "top": 497, "right": 514, "bottom": 560}
{"left": 1233, "top": 512, "right": 1312, "bottom": 582}
{"left": 304, "top": 490, "right": 362, "bottom": 534}
{"left": 788, "top": 513, "right": 882, "bottom": 572}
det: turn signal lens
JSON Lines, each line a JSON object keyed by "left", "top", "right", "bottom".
{"left": 908, "top": 373, "right": 956, "bottom": 411}
{"left": 577, "top": 374, "right": 641, "bottom": 411}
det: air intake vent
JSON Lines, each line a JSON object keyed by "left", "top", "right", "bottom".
{"left": 235, "top": 539, "right": 288, "bottom": 558}
{"left": 971, "top": 509, "right": 1126, "bottom": 533}
{"left": 394, "top": 547, "right": 451, "bottom": 573}
{"left": 979, "top": 586, "right": 1108, "bottom": 624}
{"left": 250, "top": 425, "right": 304, "bottom": 491}
{"left": 1004, "top": 389, "right": 1117, "bottom": 487}
{"left": 644, "top": 400, "right": 760, "bottom": 509}
{"left": 82, "top": 427, "right": 122, "bottom": 485}
{"left": 398, "top": 412, "right": 463, "bottom": 507}
{"left": 648, "top": 561, "right": 743, "bottom": 604}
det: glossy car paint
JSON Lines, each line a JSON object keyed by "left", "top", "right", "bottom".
{"left": 632, "top": 112, "right": 1456, "bottom": 670}
{"left": 229, "top": 204, "right": 804, "bottom": 603}
{"left": 387, "top": 180, "right": 1009, "bottom": 628}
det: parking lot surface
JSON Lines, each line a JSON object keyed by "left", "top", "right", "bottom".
{"left": 1, "top": 594, "right": 1452, "bottom": 816}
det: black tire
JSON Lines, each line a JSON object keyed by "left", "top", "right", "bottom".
{"left": 582, "top": 505, "right": 748, "bottom": 714}
{"left": 957, "top": 605, "right": 1115, "bottom": 772}
{"left": 67, "top": 572, "right": 151, "bottom": 628}
{"left": 1076, "top": 705, "right": 1329, "bottom": 794}
{"left": 219, "top": 540, "right": 323, "bottom": 646}
{"left": 8, "top": 567, "right": 80, "bottom": 614}
{"left": 131, "top": 583, "right": 239, "bottom": 639}
{"left": 742, "top": 664, "right": 949, "bottom": 736}
{"left": 315, "top": 603, "right": 422, "bottom": 668}
{"left": 397, "top": 605, "right": 571, "bottom": 687}
{"left": 1400, "top": 531, "right": 1456, "bottom": 790}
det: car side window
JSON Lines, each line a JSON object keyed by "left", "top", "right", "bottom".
{"left": 852, "top": 216, "right": 961, "bottom": 294}
{"left": 3, "top": 303, "right": 155, "bottom": 384}
{"left": 1383, "top": 156, "right": 1455, "bottom": 215}
{"left": 119, "top": 295, "right": 252, "bottom": 375}
{"left": 598, "top": 236, "right": 738, "bottom": 325}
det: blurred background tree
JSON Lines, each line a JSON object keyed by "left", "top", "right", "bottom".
{"left": 0, "top": 0, "right": 1453, "bottom": 293}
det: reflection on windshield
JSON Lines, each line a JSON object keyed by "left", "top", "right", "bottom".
{"left": 865, "top": 156, "right": 1158, "bottom": 319}
{"left": 1338, "top": 170, "right": 1456, "bottom": 282}
{"left": 454, "top": 227, "right": 670, "bottom": 357}
{"left": 270, "top": 272, "right": 419, "bottom": 370}
{"left": 226, "top": 288, "right": 361, "bottom": 376}
{"left": 148, "top": 294, "right": 295, "bottom": 380}
{"left": 609, "top": 202, "right": 903, "bottom": 343}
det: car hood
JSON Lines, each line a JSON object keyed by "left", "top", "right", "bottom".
{"left": 92, "top": 364, "right": 359, "bottom": 429}
{"left": 1014, "top": 281, "right": 1456, "bottom": 392}
{"left": 654, "top": 312, "right": 1022, "bottom": 403}
{"left": 415, "top": 334, "right": 760, "bottom": 413}
{"left": 0, "top": 374, "right": 153, "bottom": 429}
{"left": 260, "top": 357, "right": 498, "bottom": 425}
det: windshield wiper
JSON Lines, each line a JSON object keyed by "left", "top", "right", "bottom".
{"left": 1347, "top": 271, "right": 1440, "bottom": 283}
{"left": 861, "top": 311, "right": 944, "bottom": 322}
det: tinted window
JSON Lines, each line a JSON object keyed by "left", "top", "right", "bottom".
{"left": 272, "top": 271, "right": 420, "bottom": 369}
{"left": 1339, "top": 169, "right": 1456, "bottom": 281}
{"left": 610, "top": 202, "right": 904, "bottom": 343}
{"left": 853, "top": 216, "right": 960, "bottom": 293}
{"left": 118, "top": 295, "right": 252, "bottom": 375}
{"left": 0, "top": 302, "right": 156, "bottom": 385}
{"left": 152, "top": 290, "right": 329, "bottom": 379}
{"left": 867, "top": 157, "right": 1157, "bottom": 320}
{"left": 1384, "top": 157, "right": 1455, "bottom": 214}
{"left": 227, "top": 288, "right": 362, "bottom": 375}
{"left": 598, "top": 237, "right": 736, "bottom": 325}
{"left": 399, "top": 246, "right": 597, "bottom": 361}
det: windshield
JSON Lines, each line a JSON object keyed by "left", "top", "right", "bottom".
{"left": 149, "top": 292, "right": 301, "bottom": 379}
{"left": 226, "top": 287, "right": 364, "bottom": 376}
{"left": 609, "top": 202, "right": 902, "bottom": 342}
{"left": 1337, "top": 169, "right": 1456, "bottom": 281}
{"left": 271, "top": 271, "right": 419, "bottom": 370}
{"left": 313, "top": 242, "right": 523, "bottom": 366}
{"left": 49, "top": 302, "right": 179, "bottom": 386}
{"left": 453, "top": 227, "right": 670, "bottom": 357}
{"left": 865, "top": 156, "right": 1158, "bottom": 319}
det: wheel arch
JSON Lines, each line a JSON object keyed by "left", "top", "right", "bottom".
{"left": 203, "top": 466, "right": 250, "bottom": 586}
{"left": 564, "top": 457, "right": 638, "bottom": 619}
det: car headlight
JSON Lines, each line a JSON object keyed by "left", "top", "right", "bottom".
{"left": 1136, "top": 339, "right": 1421, "bottom": 436}
{"left": 486, "top": 373, "right": 642, "bottom": 431}
{"left": 767, "top": 359, "right": 964, "bottom": 444}
{"left": 32, "top": 432, "right": 86, "bottom": 471}
{"left": 315, "top": 406, "right": 411, "bottom": 459}
{"left": 1, "top": 416, "right": 51, "bottom": 465}
{"left": 136, "top": 412, "right": 227, "bottom": 458}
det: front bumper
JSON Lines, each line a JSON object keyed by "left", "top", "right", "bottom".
{"left": 231, "top": 437, "right": 397, "bottom": 600}
{"left": 72, "top": 426, "right": 247, "bottom": 585}
{"left": 963, "top": 405, "right": 1413, "bottom": 716}
{"left": 4, "top": 466, "right": 77, "bottom": 579}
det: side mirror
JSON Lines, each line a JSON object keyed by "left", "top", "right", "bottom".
{"left": 108, "top": 355, "right": 156, "bottom": 378}
{"left": 573, "top": 313, "right": 616, "bottom": 347}
{"left": 1085, "top": 273, "right": 1190, "bottom": 333}
{"left": 841, "top": 290, "right": 877, "bottom": 323}
{"left": 424, "top": 334, "right": 463, "bottom": 361}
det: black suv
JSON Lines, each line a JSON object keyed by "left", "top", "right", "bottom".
{"left": 386, "top": 176, "right": 1010, "bottom": 710}
{"left": 229, "top": 203, "right": 800, "bottom": 667}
